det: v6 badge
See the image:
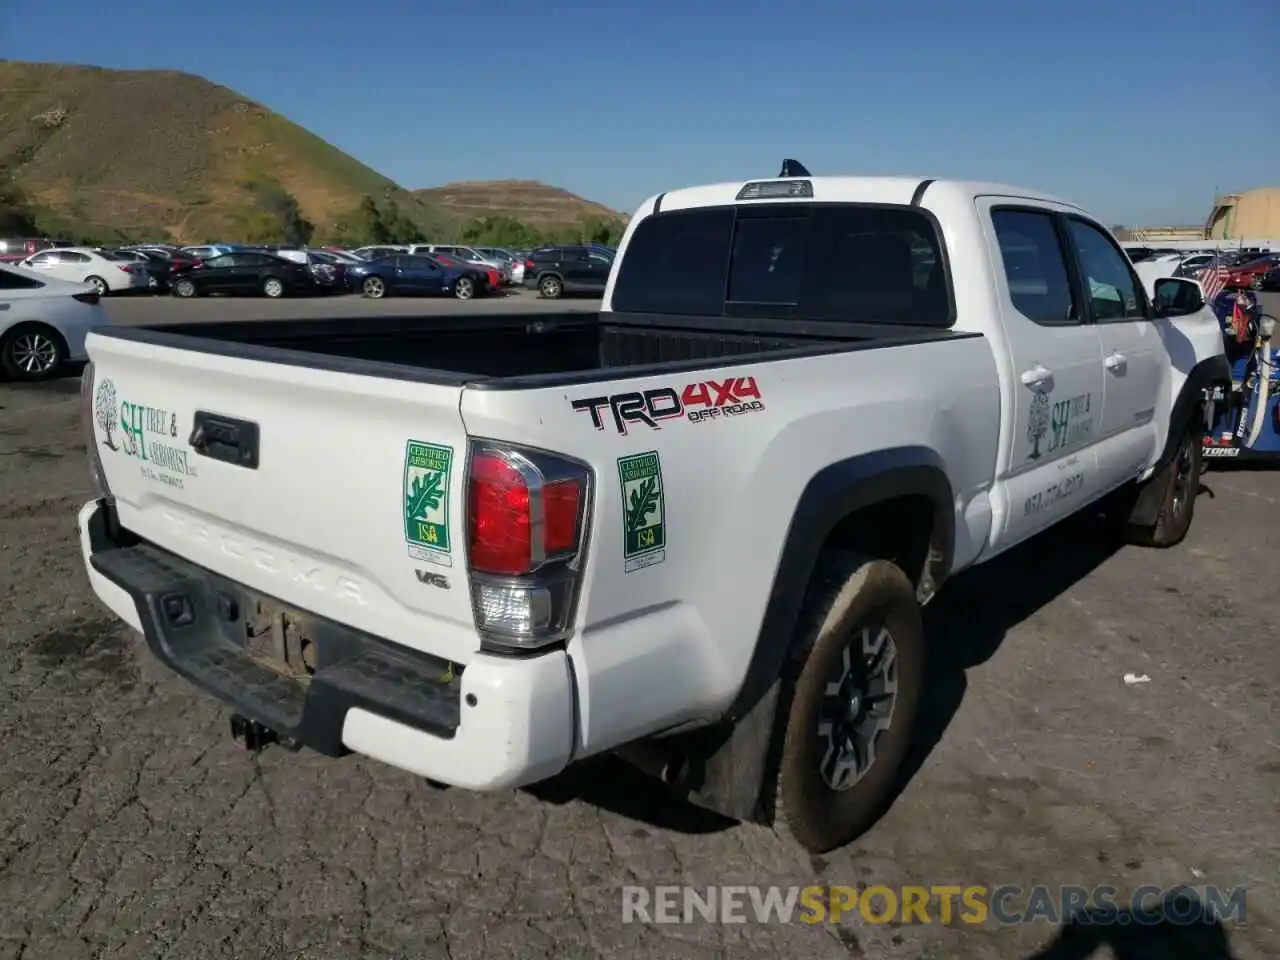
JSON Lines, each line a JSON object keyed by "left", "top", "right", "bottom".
{"left": 415, "top": 569, "right": 450, "bottom": 589}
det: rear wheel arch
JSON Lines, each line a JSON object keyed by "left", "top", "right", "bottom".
{"left": 728, "top": 448, "right": 954, "bottom": 724}
{"left": 639, "top": 449, "right": 955, "bottom": 825}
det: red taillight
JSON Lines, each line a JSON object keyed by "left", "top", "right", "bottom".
{"left": 543, "top": 479, "right": 582, "bottom": 552}
{"left": 119, "top": 265, "right": 134, "bottom": 274}
{"left": 524, "top": 259, "right": 535, "bottom": 270}
{"left": 468, "top": 452, "right": 585, "bottom": 575}
{"left": 72, "top": 291, "right": 100, "bottom": 306}
{"left": 466, "top": 444, "right": 590, "bottom": 650}
{"left": 469, "top": 452, "right": 532, "bottom": 575}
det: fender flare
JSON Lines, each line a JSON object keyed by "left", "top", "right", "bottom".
{"left": 1160, "top": 354, "right": 1232, "bottom": 468}
{"left": 1127, "top": 353, "right": 1231, "bottom": 529}
{"left": 725, "top": 446, "right": 955, "bottom": 723}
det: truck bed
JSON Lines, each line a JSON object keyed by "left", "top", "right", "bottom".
{"left": 99, "top": 310, "right": 977, "bottom": 388}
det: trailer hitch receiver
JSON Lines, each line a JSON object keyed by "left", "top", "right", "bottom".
{"left": 230, "top": 714, "right": 284, "bottom": 752}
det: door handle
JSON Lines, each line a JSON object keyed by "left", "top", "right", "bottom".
{"left": 1105, "top": 352, "right": 1127, "bottom": 372}
{"left": 1020, "top": 364, "right": 1052, "bottom": 387}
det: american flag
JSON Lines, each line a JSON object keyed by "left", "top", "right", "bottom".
{"left": 1197, "top": 251, "right": 1228, "bottom": 304}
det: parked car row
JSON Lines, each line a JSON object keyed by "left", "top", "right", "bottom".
{"left": 0, "top": 236, "right": 621, "bottom": 304}
{"left": 1123, "top": 246, "right": 1280, "bottom": 292}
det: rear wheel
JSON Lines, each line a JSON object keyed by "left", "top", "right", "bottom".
{"left": 172, "top": 278, "right": 197, "bottom": 298}
{"left": 362, "top": 276, "right": 387, "bottom": 299}
{"left": 539, "top": 275, "right": 563, "bottom": 299}
{"left": 263, "top": 277, "right": 285, "bottom": 298}
{"left": 454, "top": 277, "right": 475, "bottom": 301}
{"left": 1252, "top": 275, "right": 1264, "bottom": 291}
{"left": 1, "top": 323, "right": 66, "bottom": 382}
{"left": 85, "top": 275, "right": 108, "bottom": 296}
{"left": 769, "top": 552, "right": 924, "bottom": 853}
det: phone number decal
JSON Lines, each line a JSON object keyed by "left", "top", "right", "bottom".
{"left": 1024, "top": 473, "right": 1084, "bottom": 516}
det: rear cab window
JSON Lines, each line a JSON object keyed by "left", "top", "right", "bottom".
{"left": 611, "top": 203, "right": 953, "bottom": 325}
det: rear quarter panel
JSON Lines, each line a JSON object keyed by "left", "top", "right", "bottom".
{"left": 460, "top": 338, "right": 1000, "bottom": 755}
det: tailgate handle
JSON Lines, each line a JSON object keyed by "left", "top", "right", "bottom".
{"left": 188, "top": 412, "right": 260, "bottom": 469}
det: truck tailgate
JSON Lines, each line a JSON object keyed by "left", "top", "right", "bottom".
{"left": 86, "top": 333, "right": 480, "bottom": 665}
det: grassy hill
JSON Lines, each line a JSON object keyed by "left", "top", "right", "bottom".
{"left": 0, "top": 61, "right": 618, "bottom": 245}
{"left": 413, "top": 180, "right": 626, "bottom": 231}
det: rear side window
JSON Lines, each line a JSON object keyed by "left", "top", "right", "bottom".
{"left": 991, "top": 210, "right": 1079, "bottom": 326}
{"left": 612, "top": 204, "right": 950, "bottom": 324}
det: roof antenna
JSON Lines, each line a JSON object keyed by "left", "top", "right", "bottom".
{"left": 779, "top": 159, "right": 810, "bottom": 177}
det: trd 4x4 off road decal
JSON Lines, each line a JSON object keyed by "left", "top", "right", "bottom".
{"left": 572, "top": 376, "right": 764, "bottom": 434}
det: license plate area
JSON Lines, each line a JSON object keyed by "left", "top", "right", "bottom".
{"left": 242, "top": 598, "right": 318, "bottom": 682}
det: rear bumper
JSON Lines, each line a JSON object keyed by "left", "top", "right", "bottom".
{"left": 77, "top": 499, "right": 576, "bottom": 790}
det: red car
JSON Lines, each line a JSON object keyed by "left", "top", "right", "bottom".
{"left": 1225, "top": 255, "right": 1279, "bottom": 290}
{"left": 432, "top": 254, "right": 500, "bottom": 292}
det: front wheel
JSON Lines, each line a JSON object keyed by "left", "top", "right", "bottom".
{"left": 1125, "top": 423, "right": 1201, "bottom": 548}
{"left": 454, "top": 277, "right": 475, "bottom": 301}
{"left": 1252, "top": 275, "right": 1264, "bottom": 291}
{"left": 770, "top": 552, "right": 924, "bottom": 853}
{"left": 539, "top": 275, "right": 563, "bottom": 299}
{"left": 0, "top": 323, "right": 66, "bottom": 382}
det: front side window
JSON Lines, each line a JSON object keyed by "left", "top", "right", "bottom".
{"left": 1065, "top": 218, "right": 1146, "bottom": 321}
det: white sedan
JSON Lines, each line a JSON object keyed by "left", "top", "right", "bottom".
{"left": 0, "top": 262, "right": 112, "bottom": 381}
{"left": 18, "top": 247, "right": 152, "bottom": 296}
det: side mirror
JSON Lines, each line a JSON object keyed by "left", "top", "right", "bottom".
{"left": 1153, "top": 277, "right": 1205, "bottom": 318}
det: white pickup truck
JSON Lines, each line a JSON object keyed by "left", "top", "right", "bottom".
{"left": 77, "top": 166, "right": 1229, "bottom": 853}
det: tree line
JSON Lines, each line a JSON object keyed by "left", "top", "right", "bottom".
{"left": 0, "top": 172, "right": 626, "bottom": 250}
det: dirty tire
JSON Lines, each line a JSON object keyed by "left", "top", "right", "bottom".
{"left": 771, "top": 552, "right": 924, "bottom": 854}
{"left": 539, "top": 275, "right": 562, "bottom": 299}
{"left": 1125, "top": 423, "right": 1201, "bottom": 548}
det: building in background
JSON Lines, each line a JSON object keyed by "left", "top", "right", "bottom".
{"left": 1206, "top": 188, "right": 1280, "bottom": 240}
{"left": 1113, "top": 187, "right": 1278, "bottom": 250}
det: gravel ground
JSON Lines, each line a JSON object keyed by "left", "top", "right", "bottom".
{"left": 0, "top": 293, "right": 1276, "bottom": 960}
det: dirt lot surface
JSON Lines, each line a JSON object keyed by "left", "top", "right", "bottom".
{"left": 0, "top": 294, "right": 1276, "bottom": 959}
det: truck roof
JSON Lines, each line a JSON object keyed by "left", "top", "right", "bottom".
{"left": 638, "top": 176, "right": 1085, "bottom": 217}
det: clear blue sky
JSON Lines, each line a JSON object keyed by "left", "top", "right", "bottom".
{"left": 2, "top": 0, "right": 1275, "bottom": 225}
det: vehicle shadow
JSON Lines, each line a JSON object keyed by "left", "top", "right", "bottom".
{"left": 526, "top": 753, "right": 736, "bottom": 835}
{"left": 531, "top": 497, "right": 1134, "bottom": 839}
{"left": 1025, "top": 895, "right": 1239, "bottom": 959}
{"left": 889, "top": 502, "right": 1127, "bottom": 814}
